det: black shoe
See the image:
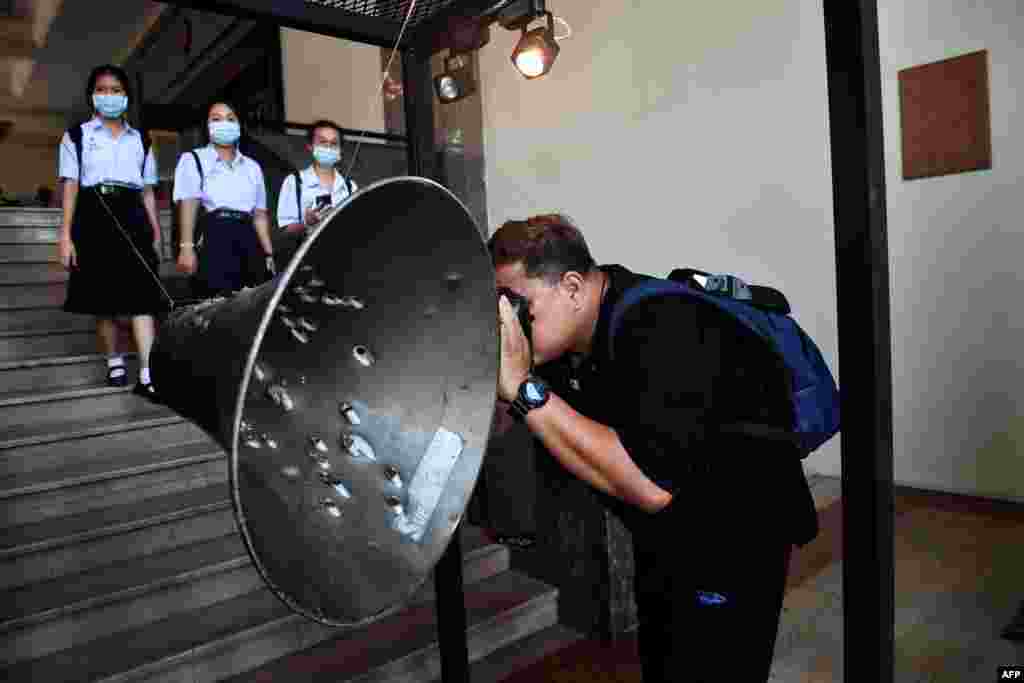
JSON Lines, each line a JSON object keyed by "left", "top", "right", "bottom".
{"left": 107, "top": 365, "right": 128, "bottom": 387}
{"left": 133, "top": 381, "right": 162, "bottom": 403}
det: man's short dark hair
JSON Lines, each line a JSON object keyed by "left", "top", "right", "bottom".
{"left": 488, "top": 214, "right": 597, "bottom": 285}
{"left": 308, "top": 119, "right": 344, "bottom": 144}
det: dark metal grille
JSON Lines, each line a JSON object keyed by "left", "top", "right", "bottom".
{"left": 305, "top": 0, "right": 461, "bottom": 28}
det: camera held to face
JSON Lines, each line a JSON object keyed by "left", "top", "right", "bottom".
{"left": 497, "top": 287, "right": 533, "bottom": 342}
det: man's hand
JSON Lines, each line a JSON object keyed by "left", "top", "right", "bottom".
{"left": 303, "top": 207, "right": 322, "bottom": 227}
{"left": 177, "top": 247, "right": 197, "bottom": 275}
{"left": 498, "top": 294, "right": 531, "bottom": 403}
{"left": 58, "top": 236, "right": 76, "bottom": 270}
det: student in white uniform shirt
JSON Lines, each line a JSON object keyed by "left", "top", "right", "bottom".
{"left": 173, "top": 100, "right": 275, "bottom": 298}
{"left": 57, "top": 64, "right": 166, "bottom": 401}
{"left": 275, "top": 119, "right": 358, "bottom": 260}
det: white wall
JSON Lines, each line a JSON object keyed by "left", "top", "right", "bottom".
{"left": 280, "top": 28, "right": 386, "bottom": 132}
{"left": 479, "top": 1, "right": 842, "bottom": 474}
{"left": 878, "top": 1, "right": 1023, "bottom": 500}
{"left": 478, "top": 0, "right": 1023, "bottom": 500}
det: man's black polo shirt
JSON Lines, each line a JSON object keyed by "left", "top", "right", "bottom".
{"left": 533, "top": 264, "right": 819, "bottom": 547}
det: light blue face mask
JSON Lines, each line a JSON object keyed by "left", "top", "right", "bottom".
{"left": 209, "top": 120, "right": 241, "bottom": 146}
{"left": 93, "top": 94, "right": 128, "bottom": 119}
{"left": 312, "top": 145, "right": 341, "bottom": 168}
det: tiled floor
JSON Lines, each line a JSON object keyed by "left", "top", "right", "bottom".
{"left": 499, "top": 474, "right": 1024, "bottom": 682}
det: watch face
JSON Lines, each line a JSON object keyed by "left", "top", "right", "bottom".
{"left": 524, "top": 382, "right": 544, "bottom": 402}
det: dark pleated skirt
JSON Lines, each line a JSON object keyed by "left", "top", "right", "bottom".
{"left": 193, "top": 213, "right": 268, "bottom": 299}
{"left": 63, "top": 187, "right": 169, "bottom": 316}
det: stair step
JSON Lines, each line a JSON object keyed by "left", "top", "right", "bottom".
{"left": 0, "top": 262, "right": 67, "bottom": 284}
{"left": 0, "top": 400, "right": 187, "bottom": 452}
{"left": 0, "top": 535, "right": 258, "bottom": 665}
{"left": 221, "top": 569, "right": 559, "bottom": 683}
{"left": 0, "top": 483, "right": 234, "bottom": 591}
{"left": 434, "top": 623, "right": 584, "bottom": 683}
{"left": 0, "top": 383, "right": 167, "bottom": 436}
{"left": 0, "top": 243, "right": 60, "bottom": 264}
{"left": 0, "top": 208, "right": 61, "bottom": 229}
{"left": 0, "top": 227, "right": 60, "bottom": 244}
{"left": 0, "top": 505, "right": 237, "bottom": 593}
{"left": 1, "top": 529, "right": 516, "bottom": 682}
{"left": 0, "top": 283, "right": 66, "bottom": 309}
{"left": 0, "top": 307, "right": 93, "bottom": 334}
{"left": 0, "top": 481, "right": 231, "bottom": 560}
{"left": 0, "top": 413, "right": 202, "bottom": 480}
{"left": 0, "top": 329, "right": 105, "bottom": 360}
{"left": 0, "top": 353, "right": 134, "bottom": 394}
{"left": 0, "top": 439, "right": 225, "bottom": 528}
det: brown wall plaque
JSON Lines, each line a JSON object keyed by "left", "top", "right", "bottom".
{"left": 898, "top": 50, "right": 992, "bottom": 180}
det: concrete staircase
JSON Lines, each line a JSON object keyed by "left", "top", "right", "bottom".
{"left": 0, "top": 206, "right": 570, "bottom": 682}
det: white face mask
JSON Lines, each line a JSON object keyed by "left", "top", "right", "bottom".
{"left": 209, "top": 120, "right": 241, "bottom": 146}
{"left": 312, "top": 145, "right": 340, "bottom": 168}
{"left": 93, "top": 94, "right": 128, "bottom": 119}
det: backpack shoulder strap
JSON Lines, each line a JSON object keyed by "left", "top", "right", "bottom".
{"left": 608, "top": 278, "right": 693, "bottom": 361}
{"left": 67, "top": 125, "right": 84, "bottom": 181}
{"left": 343, "top": 174, "right": 352, "bottom": 196}
{"left": 292, "top": 169, "right": 302, "bottom": 221}
{"left": 141, "top": 129, "right": 152, "bottom": 174}
{"left": 190, "top": 150, "right": 204, "bottom": 192}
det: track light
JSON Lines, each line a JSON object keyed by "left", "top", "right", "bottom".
{"left": 433, "top": 51, "right": 476, "bottom": 104}
{"left": 510, "top": 11, "right": 560, "bottom": 79}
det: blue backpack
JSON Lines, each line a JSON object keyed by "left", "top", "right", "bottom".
{"left": 608, "top": 268, "right": 840, "bottom": 458}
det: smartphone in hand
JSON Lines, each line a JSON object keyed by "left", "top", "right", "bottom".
{"left": 315, "top": 194, "right": 331, "bottom": 211}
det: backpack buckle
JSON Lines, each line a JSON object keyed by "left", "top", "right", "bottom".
{"left": 705, "top": 274, "right": 752, "bottom": 301}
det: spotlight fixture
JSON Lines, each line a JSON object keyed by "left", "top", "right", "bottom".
{"left": 433, "top": 51, "right": 476, "bottom": 104}
{"left": 510, "top": 10, "right": 560, "bottom": 79}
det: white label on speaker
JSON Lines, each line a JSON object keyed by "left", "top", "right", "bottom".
{"left": 393, "top": 427, "right": 463, "bottom": 542}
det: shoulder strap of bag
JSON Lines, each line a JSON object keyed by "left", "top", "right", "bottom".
{"left": 190, "top": 150, "right": 204, "bottom": 192}
{"left": 292, "top": 169, "right": 302, "bottom": 221}
{"left": 68, "top": 126, "right": 84, "bottom": 181}
{"left": 140, "top": 129, "right": 152, "bottom": 175}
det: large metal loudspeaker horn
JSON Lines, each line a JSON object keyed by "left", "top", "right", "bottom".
{"left": 151, "top": 177, "right": 497, "bottom": 626}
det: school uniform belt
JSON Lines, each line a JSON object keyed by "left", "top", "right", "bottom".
{"left": 95, "top": 183, "right": 141, "bottom": 196}
{"left": 211, "top": 208, "right": 251, "bottom": 221}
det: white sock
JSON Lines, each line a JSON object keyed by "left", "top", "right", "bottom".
{"left": 139, "top": 367, "right": 151, "bottom": 385}
{"left": 107, "top": 355, "right": 125, "bottom": 368}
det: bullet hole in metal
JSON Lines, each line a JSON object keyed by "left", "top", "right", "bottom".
{"left": 338, "top": 402, "right": 361, "bottom": 425}
{"left": 320, "top": 498, "right": 342, "bottom": 517}
{"left": 444, "top": 271, "right": 463, "bottom": 290}
{"left": 341, "top": 296, "right": 365, "bottom": 310}
{"left": 353, "top": 345, "right": 375, "bottom": 367}
{"left": 319, "top": 471, "right": 352, "bottom": 499}
{"left": 266, "top": 384, "right": 295, "bottom": 412}
{"left": 341, "top": 433, "right": 377, "bottom": 461}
